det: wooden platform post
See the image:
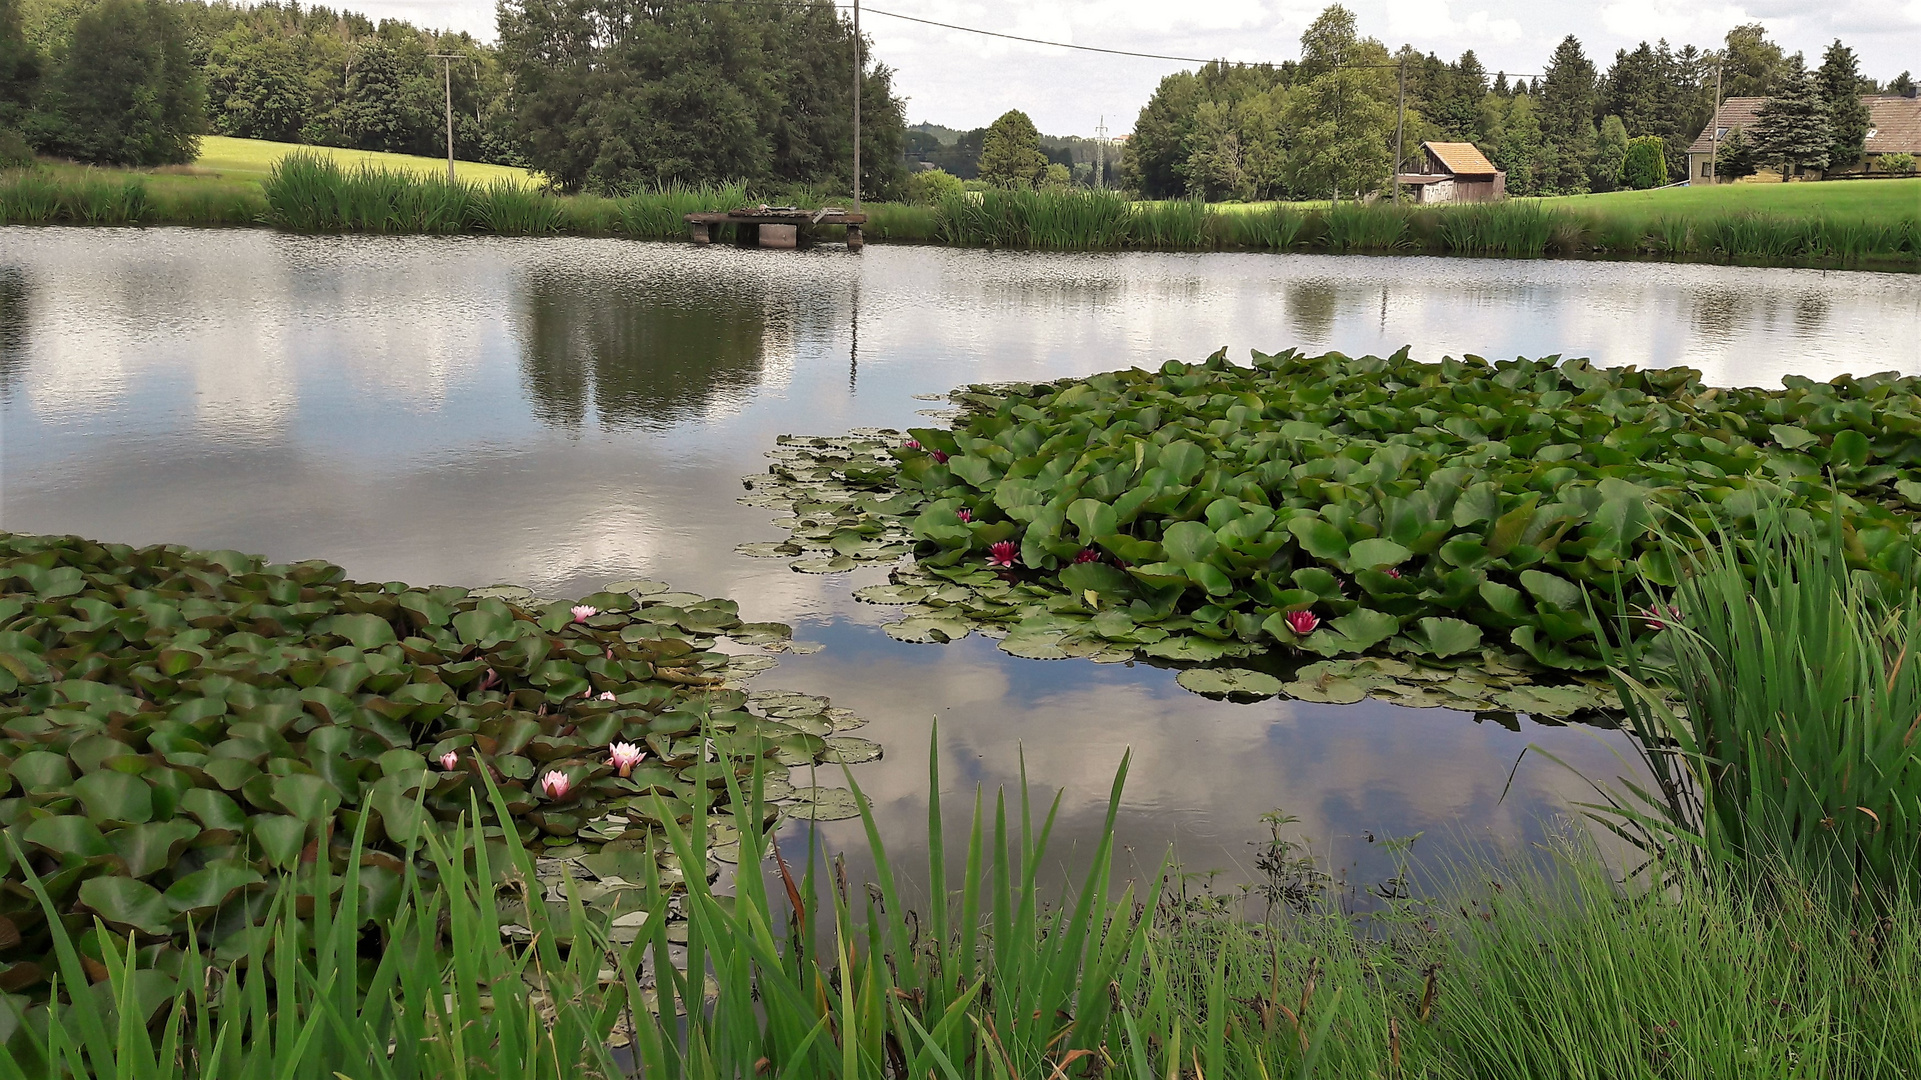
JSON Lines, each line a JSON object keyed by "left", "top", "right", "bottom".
{"left": 845, "top": 225, "right": 864, "bottom": 251}
{"left": 690, "top": 221, "right": 711, "bottom": 245}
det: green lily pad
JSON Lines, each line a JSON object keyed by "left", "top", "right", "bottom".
{"left": 1176, "top": 668, "right": 1284, "bottom": 697}
{"left": 79, "top": 877, "right": 173, "bottom": 936}
{"left": 785, "top": 786, "right": 863, "bottom": 821}
{"left": 821, "top": 737, "right": 883, "bottom": 764}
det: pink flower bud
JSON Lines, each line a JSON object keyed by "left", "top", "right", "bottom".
{"left": 538, "top": 770, "right": 572, "bottom": 800}
{"left": 571, "top": 605, "right": 598, "bottom": 623}
{"left": 904, "top": 439, "right": 921, "bottom": 449}
{"left": 597, "top": 690, "right": 616, "bottom": 701}
{"left": 957, "top": 508, "right": 973, "bottom": 523}
{"left": 931, "top": 450, "right": 949, "bottom": 464}
{"left": 1283, "top": 610, "right": 1320, "bottom": 635}
{"left": 439, "top": 750, "right": 460, "bottom": 771}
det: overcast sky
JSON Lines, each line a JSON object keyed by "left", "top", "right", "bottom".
{"left": 357, "top": 0, "right": 1919, "bottom": 136}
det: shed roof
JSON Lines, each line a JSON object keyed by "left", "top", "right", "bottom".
{"left": 1423, "top": 142, "right": 1497, "bottom": 176}
{"left": 1866, "top": 96, "right": 1921, "bottom": 154}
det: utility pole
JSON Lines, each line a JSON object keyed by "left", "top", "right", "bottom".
{"left": 428, "top": 53, "right": 458, "bottom": 183}
{"left": 1393, "top": 56, "right": 1407, "bottom": 203}
{"left": 1708, "top": 61, "right": 1724, "bottom": 184}
{"left": 852, "top": 0, "right": 862, "bottom": 209}
{"left": 1094, "top": 116, "right": 1107, "bottom": 189}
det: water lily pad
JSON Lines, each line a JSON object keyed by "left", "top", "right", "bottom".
{"left": 998, "top": 634, "right": 1068, "bottom": 660}
{"left": 1494, "top": 683, "right": 1610, "bottom": 717}
{"left": 1176, "top": 668, "right": 1284, "bottom": 697}
{"left": 1282, "top": 677, "right": 1367, "bottom": 705}
{"left": 785, "top": 786, "right": 863, "bottom": 821}
{"left": 854, "top": 584, "right": 929, "bottom": 605}
{"left": 885, "top": 617, "right": 971, "bottom": 644}
{"left": 821, "top": 737, "right": 883, "bottom": 764}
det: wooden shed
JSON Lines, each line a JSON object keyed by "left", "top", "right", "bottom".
{"left": 1395, "top": 142, "right": 1506, "bottom": 203}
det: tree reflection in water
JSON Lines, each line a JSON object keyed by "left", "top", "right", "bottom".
{"left": 515, "top": 271, "right": 787, "bottom": 429}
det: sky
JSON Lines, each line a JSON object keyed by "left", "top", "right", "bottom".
{"left": 357, "top": 0, "right": 1919, "bottom": 136}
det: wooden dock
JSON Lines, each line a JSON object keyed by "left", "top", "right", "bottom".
{"left": 686, "top": 207, "right": 867, "bottom": 250}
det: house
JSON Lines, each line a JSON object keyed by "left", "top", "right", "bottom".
{"left": 1395, "top": 142, "right": 1506, "bottom": 203}
{"left": 1687, "top": 95, "right": 1921, "bottom": 182}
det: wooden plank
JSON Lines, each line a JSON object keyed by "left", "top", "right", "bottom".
{"left": 683, "top": 212, "right": 867, "bottom": 225}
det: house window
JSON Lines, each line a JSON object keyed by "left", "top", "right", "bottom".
{"left": 1701, "top": 160, "right": 1712, "bottom": 177}
{"left": 1867, "top": 128, "right": 1878, "bottom": 139}
{"left": 1716, "top": 127, "right": 1728, "bottom": 139}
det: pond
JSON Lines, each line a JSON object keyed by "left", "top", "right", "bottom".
{"left": 3, "top": 227, "right": 1918, "bottom": 893}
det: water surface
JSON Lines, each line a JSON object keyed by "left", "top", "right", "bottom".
{"left": 4, "top": 228, "right": 1916, "bottom": 891}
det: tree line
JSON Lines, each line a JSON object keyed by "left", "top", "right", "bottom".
{"left": 0, "top": 0, "right": 908, "bottom": 197}
{"left": 1123, "top": 5, "right": 1914, "bottom": 200}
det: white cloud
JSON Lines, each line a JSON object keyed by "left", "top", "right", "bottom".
{"left": 1386, "top": 0, "right": 1523, "bottom": 45}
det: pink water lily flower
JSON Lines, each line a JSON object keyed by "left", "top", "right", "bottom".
{"left": 439, "top": 750, "right": 460, "bottom": 771}
{"left": 571, "top": 604, "right": 598, "bottom": 623}
{"left": 597, "top": 690, "right": 617, "bottom": 701}
{"left": 1284, "top": 610, "right": 1321, "bottom": 635}
{"left": 538, "top": 770, "right": 572, "bottom": 800}
{"left": 1385, "top": 567, "right": 1402, "bottom": 579}
{"left": 1641, "top": 603, "right": 1683, "bottom": 631}
{"left": 988, "top": 540, "right": 1019, "bottom": 568}
{"left": 957, "top": 508, "right": 973, "bottom": 522}
{"left": 930, "top": 450, "right": 950, "bottom": 464}
{"left": 609, "top": 742, "right": 646, "bottom": 777}
{"left": 904, "top": 439, "right": 922, "bottom": 449}
{"left": 1074, "top": 548, "right": 1100, "bottom": 563}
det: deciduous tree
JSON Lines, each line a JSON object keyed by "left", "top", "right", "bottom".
{"left": 37, "top": 0, "right": 204, "bottom": 165}
{"left": 977, "top": 109, "right": 1047, "bottom": 188}
{"left": 1284, "top": 5, "right": 1393, "bottom": 203}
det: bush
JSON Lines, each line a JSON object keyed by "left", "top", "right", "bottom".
{"left": 1879, "top": 152, "right": 1917, "bottom": 176}
{"left": 0, "top": 125, "right": 30, "bottom": 169}
{"left": 904, "top": 166, "right": 963, "bottom": 205}
{"left": 1620, "top": 135, "right": 1668, "bottom": 190}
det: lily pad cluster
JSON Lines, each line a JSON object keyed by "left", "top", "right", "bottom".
{"left": 0, "top": 532, "right": 869, "bottom": 990}
{"left": 744, "top": 349, "right": 1921, "bottom": 714}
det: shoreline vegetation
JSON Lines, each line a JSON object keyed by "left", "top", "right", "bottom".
{"left": 1, "top": 515, "right": 1918, "bottom": 1075}
{"left": 2, "top": 152, "right": 1916, "bottom": 269}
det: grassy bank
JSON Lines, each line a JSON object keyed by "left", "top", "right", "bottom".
{"left": 7, "top": 720, "right": 1917, "bottom": 1078}
{"left": 2, "top": 152, "right": 1915, "bottom": 268}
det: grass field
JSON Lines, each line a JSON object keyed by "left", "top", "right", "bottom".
{"left": 186, "top": 135, "right": 539, "bottom": 187}
{"left": 1540, "top": 176, "right": 1921, "bottom": 215}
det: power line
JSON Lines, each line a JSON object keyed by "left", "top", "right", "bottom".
{"left": 560, "top": 0, "right": 1552, "bottom": 78}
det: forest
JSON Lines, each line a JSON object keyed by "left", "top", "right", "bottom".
{"left": 0, "top": 0, "right": 908, "bottom": 196}
{"left": 0, "top": 0, "right": 1911, "bottom": 203}
{"left": 1122, "top": 13, "right": 1914, "bottom": 200}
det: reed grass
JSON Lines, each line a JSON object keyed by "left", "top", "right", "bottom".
{"left": 1596, "top": 510, "right": 1921, "bottom": 900}
{"left": 8, "top": 154, "right": 1915, "bottom": 266}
